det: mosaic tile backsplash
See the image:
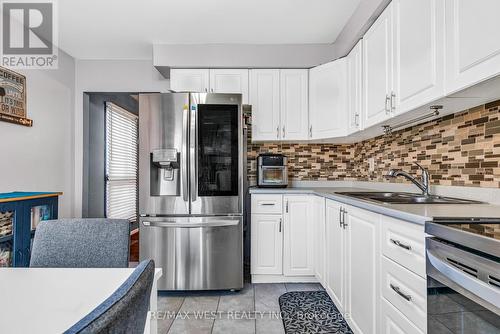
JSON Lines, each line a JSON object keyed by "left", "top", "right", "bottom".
{"left": 247, "top": 100, "right": 500, "bottom": 188}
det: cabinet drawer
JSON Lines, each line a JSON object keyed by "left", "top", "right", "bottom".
{"left": 381, "top": 256, "right": 427, "bottom": 332}
{"left": 251, "top": 194, "right": 283, "bottom": 214}
{"left": 381, "top": 216, "right": 425, "bottom": 278}
{"left": 380, "top": 297, "right": 424, "bottom": 334}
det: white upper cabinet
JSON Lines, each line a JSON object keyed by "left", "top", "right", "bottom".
{"left": 347, "top": 40, "right": 364, "bottom": 133}
{"left": 445, "top": 0, "right": 500, "bottom": 94}
{"left": 170, "top": 69, "right": 210, "bottom": 93}
{"left": 283, "top": 196, "right": 314, "bottom": 276}
{"left": 209, "top": 69, "right": 249, "bottom": 104}
{"left": 363, "top": 2, "right": 394, "bottom": 128}
{"left": 250, "top": 69, "right": 309, "bottom": 142}
{"left": 309, "top": 58, "right": 348, "bottom": 139}
{"left": 393, "top": 0, "right": 445, "bottom": 114}
{"left": 250, "top": 69, "right": 281, "bottom": 141}
{"left": 170, "top": 69, "right": 248, "bottom": 102}
{"left": 280, "top": 70, "right": 309, "bottom": 140}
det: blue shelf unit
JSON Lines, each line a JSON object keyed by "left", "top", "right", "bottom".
{"left": 0, "top": 192, "right": 61, "bottom": 267}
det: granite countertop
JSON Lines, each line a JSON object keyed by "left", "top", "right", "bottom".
{"left": 249, "top": 186, "right": 500, "bottom": 225}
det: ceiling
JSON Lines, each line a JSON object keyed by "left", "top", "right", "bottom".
{"left": 58, "top": 0, "right": 361, "bottom": 59}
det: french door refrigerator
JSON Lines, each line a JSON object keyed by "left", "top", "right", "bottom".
{"left": 138, "top": 93, "right": 244, "bottom": 290}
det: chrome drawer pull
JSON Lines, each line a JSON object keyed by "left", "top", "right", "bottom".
{"left": 390, "top": 238, "right": 411, "bottom": 251}
{"left": 261, "top": 203, "right": 275, "bottom": 206}
{"left": 390, "top": 283, "right": 412, "bottom": 302}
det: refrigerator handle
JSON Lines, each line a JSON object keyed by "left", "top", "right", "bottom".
{"left": 190, "top": 104, "right": 197, "bottom": 202}
{"left": 181, "top": 106, "right": 189, "bottom": 202}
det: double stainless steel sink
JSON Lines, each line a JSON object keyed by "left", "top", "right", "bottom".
{"left": 337, "top": 192, "right": 483, "bottom": 205}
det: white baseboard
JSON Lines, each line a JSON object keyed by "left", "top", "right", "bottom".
{"left": 251, "top": 274, "right": 318, "bottom": 283}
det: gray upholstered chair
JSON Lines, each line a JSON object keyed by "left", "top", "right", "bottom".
{"left": 64, "top": 260, "right": 155, "bottom": 334}
{"left": 30, "top": 218, "right": 130, "bottom": 268}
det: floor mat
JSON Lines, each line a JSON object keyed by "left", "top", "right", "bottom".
{"left": 278, "top": 290, "right": 354, "bottom": 334}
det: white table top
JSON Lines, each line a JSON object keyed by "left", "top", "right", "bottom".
{"left": 0, "top": 267, "right": 162, "bottom": 334}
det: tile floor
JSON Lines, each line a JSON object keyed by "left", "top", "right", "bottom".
{"left": 156, "top": 283, "right": 324, "bottom": 334}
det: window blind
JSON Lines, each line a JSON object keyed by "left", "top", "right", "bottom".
{"left": 105, "top": 102, "right": 138, "bottom": 223}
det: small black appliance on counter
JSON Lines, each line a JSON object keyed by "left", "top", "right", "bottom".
{"left": 257, "top": 153, "right": 288, "bottom": 188}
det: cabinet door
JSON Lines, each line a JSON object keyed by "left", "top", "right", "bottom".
{"left": 363, "top": 3, "right": 393, "bottom": 128}
{"left": 445, "top": 0, "right": 500, "bottom": 94}
{"left": 251, "top": 214, "right": 283, "bottom": 275}
{"left": 209, "top": 69, "right": 249, "bottom": 104}
{"left": 347, "top": 40, "right": 364, "bottom": 133}
{"left": 325, "top": 199, "right": 345, "bottom": 310}
{"left": 283, "top": 196, "right": 314, "bottom": 276}
{"left": 249, "top": 69, "right": 281, "bottom": 141}
{"left": 312, "top": 196, "right": 326, "bottom": 285}
{"left": 380, "top": 298, "right": 424, "bottom": 334}
{"left": 170, "top": 69, "right": 209, "bottom": 92}
{"left": 309, "top": 59, "right": 348, "bottom": 139}
{"left": 393, "top": 0, "right": 445, "bottom": 114}
{"left": 345, "top": 206, "right": 380, "bottom": 334}
{"left": 280, "top": 69, "right": 309, "bottom": 140}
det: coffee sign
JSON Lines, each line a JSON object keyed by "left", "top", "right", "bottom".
{"left": 0, "top": 66, "right": 31, "bottom": 127}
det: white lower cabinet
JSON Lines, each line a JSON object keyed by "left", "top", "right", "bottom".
{"left": 283, "top": 195, "right": 314, "bottom": 276}
{"left": 381, "top": 256, "right": 427, "bottom": 333}
{"left": 250, "top": 214, "right": 283, "bottom": 275}
{"left": 312, "top": 196, "right": 326, "bottom": 285}
{"left": 251, "top": 194, "right": 315, "bottom": 282}
{"left": 345, "top": 206, "right": 380, "bottom": 334}
{"left": 252, "top": 193, "right": 428, "bottom": 333}
{"left": 325, "top": 199, "right": 346, "bottom": 310}
{"left": 381, "top": 297, "right": 424, "bottom": 334}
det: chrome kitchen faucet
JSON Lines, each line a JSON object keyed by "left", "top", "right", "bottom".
{"left": 387, "top": 162, "right": 430, "bottom": 196}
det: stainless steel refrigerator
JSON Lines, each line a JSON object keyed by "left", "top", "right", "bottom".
{"left": 139, "top": 93, "right": 244, "bottom": 291}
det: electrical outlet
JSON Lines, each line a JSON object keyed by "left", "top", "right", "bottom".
{"left": 368, "top": 157, "right": 375, "bottom": 172}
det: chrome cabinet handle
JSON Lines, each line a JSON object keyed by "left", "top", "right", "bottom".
{"left": 204, "top": 88, "right": 208, "bottom": 92}
{"left": 355, "top": 114, "right": 360, "bottom": 127}
{"left": 282, "top": 126, "right": 285, "bottom": 138}
{"left": 279, "top": 218, "right": 282, "bottom": 232}
{"left": 342, "top": 209, "right": 348, "bottom": 229}
{"left": 261, "top": 203, "right": 275, "bottom": 206}
{"left": 339, "top": 208, "right": 344, "bottom": 228}
{"left": 390, "top": 283, "right": 412, "bottom": 302}
{"left": 385, "top": 95, "right": 391, "bottom": 114}
{"left": 390, "top": 238, "right": 412, "bottom": 251}
{"left": 309, "top": 125, "right": 312, "bottom": 137}
{"left": 276, "top": 126, "right": 279, "bottom": 139}
{"left": 391, "top": 91, "right": 396, "bottom": 112}
{"left": 285, "top": 201, "right": 289, "bottom": 213}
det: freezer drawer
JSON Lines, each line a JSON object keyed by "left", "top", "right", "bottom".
{"left": 139, "top": 216, "right": 243, "bottom": 291}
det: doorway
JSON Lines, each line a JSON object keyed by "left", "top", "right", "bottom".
{"left": 82, "top": 92, "right": 140, "bottom": 261}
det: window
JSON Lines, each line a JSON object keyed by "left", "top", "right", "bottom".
{"left": 105, "top": 102, "right": 138, "bottom": 222}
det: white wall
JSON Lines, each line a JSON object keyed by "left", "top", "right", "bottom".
{"left": 0, "top": 50, "right": 76, "bottom": 217}
{"left": 74, "top": 59, "right": 169, "bottom": 217}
